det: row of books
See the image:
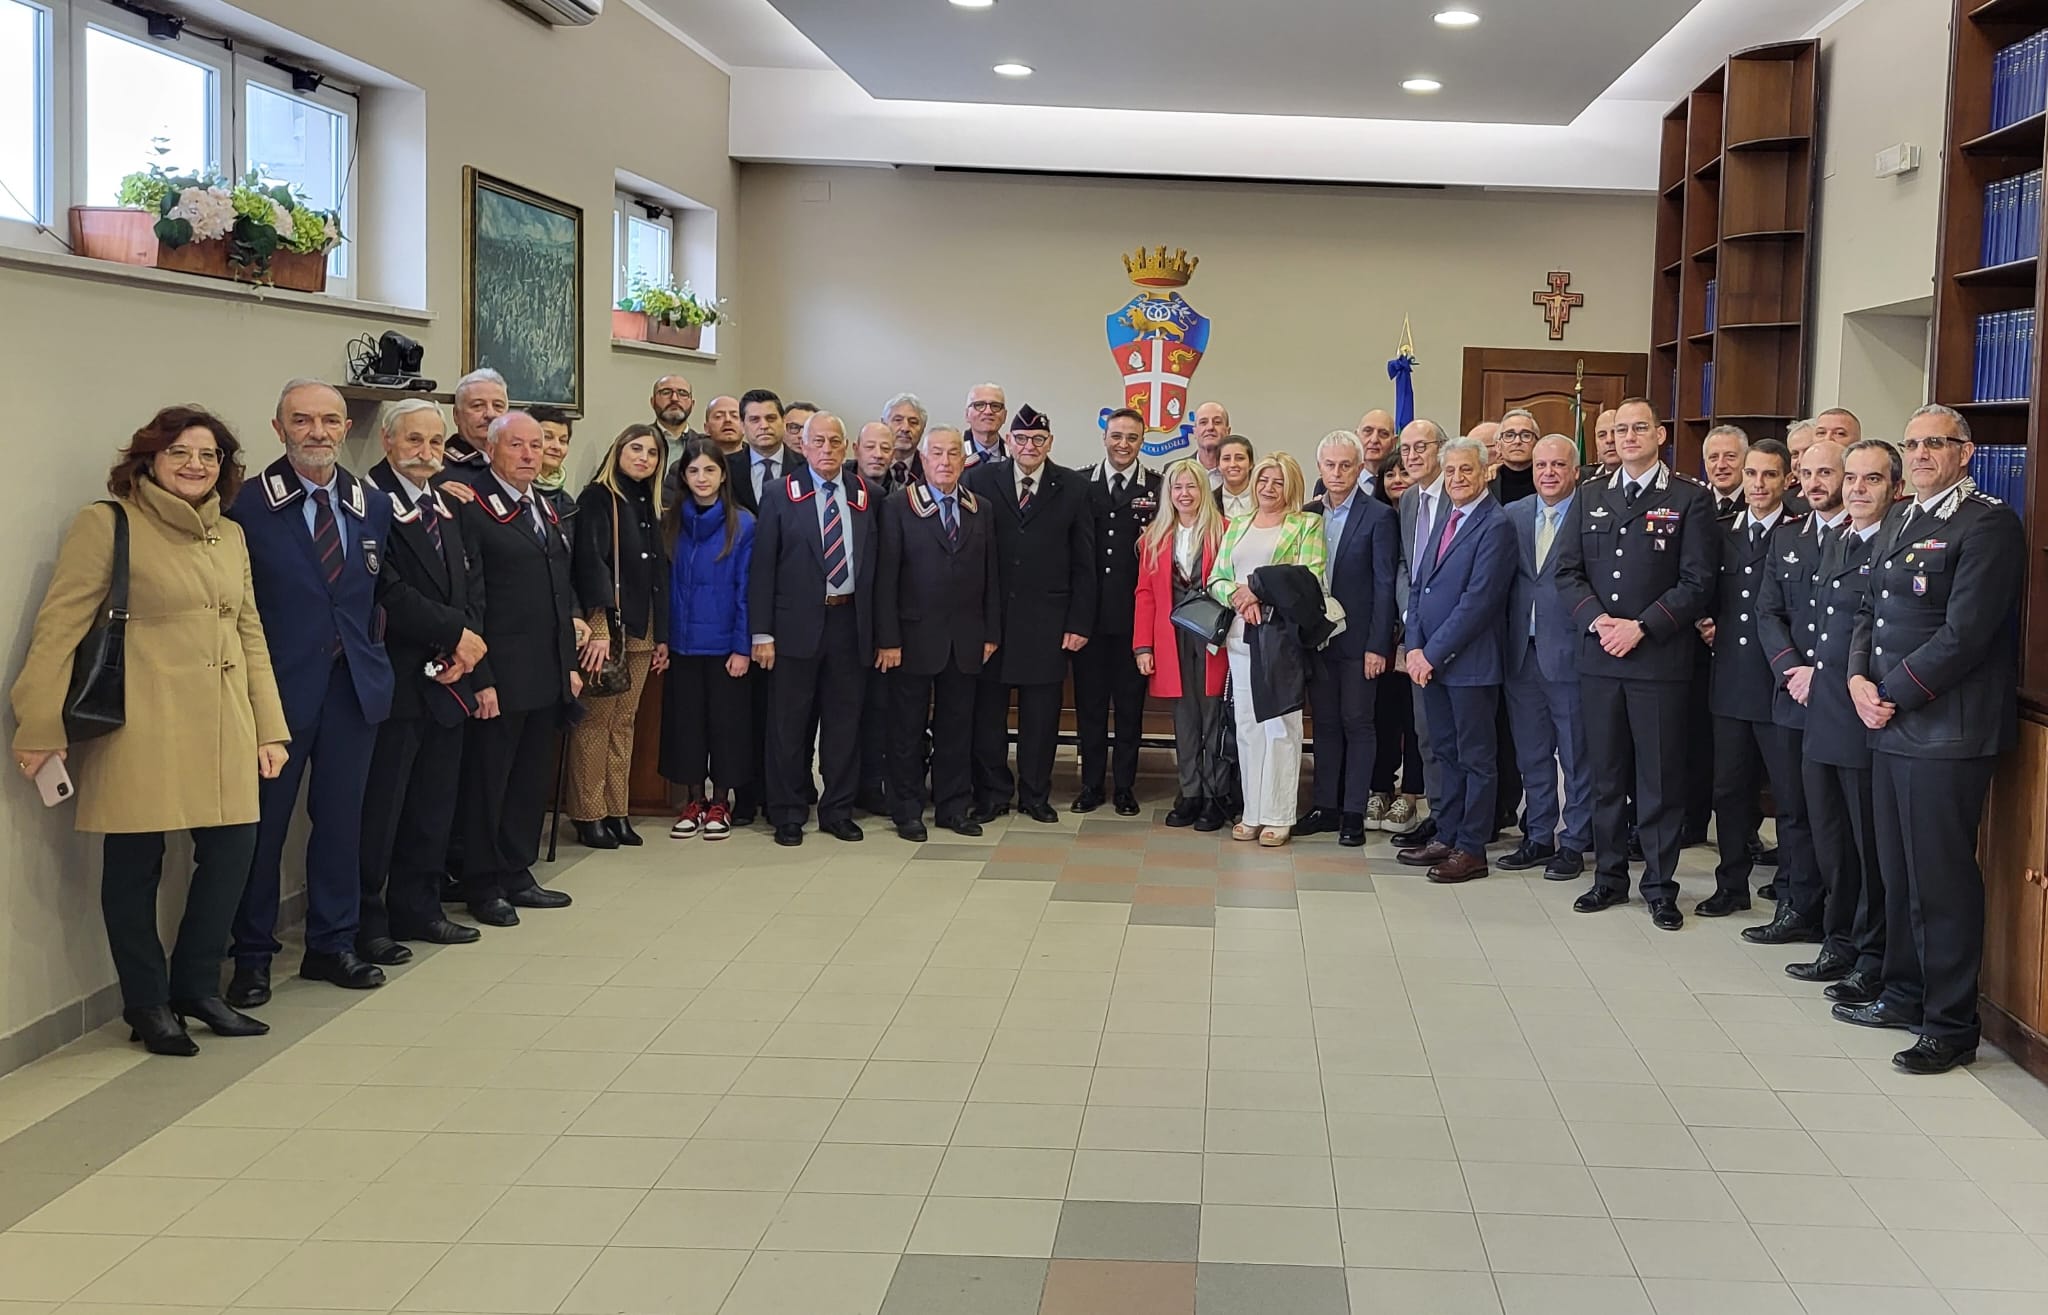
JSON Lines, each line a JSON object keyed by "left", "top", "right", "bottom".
{"left": 1701, "top": 361, "right": 1715, "bottom": 416}
{"left": 1993, "top": 31, "right": 2048, "bottom": 132}
{"left": 1974, "top": 309, "right": 2036, "bottom": 403}
{"left": 1704, "top": 278, "right": 1718, "bottom": 333}
{"left": 1980, "top": 170, "right": 2042, "bottom": 268}
{"left": 1969, "top": 445, "right": 2028, "bottom": 517}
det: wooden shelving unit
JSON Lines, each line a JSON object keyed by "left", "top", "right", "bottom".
{"left": 1648, "top": 41, "right": 1819, "bottom": 474}
{"left": 1934, "top": 0, "right": 2048, "bottom": 1079}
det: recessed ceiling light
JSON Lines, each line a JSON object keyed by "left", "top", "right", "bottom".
{"left": 1434, "top": 9, "right": 1480, "bottom": 27}
{"left": 950, "top": 0, "right": 996, "bottom": 8}
{"left": 1402, "top": 77, "right": 1442, "bottom": 93}
{"left": 993, "top": 62, "right": 1033, "bottom": 77}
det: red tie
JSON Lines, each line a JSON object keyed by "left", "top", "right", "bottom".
{"left": 1434, "top": 507, "right": 1463, "bottom": 566}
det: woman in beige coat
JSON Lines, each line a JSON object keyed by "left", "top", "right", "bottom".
{"left": 12, "top": 406, "right": 290, "bottom": 1056}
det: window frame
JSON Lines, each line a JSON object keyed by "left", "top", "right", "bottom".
{"left": 0, "top": 0, "right": 58, "bottom": 231}
{"left": 234, "top": 54, "right": 357, "bottom": 299}
{"left": 69, "top": 0, "right": 231, "bottom": 208}
{"left": 613, "top": 188, "right": 675, "bottom": 305}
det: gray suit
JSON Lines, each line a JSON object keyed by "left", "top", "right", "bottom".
{"left": 1503, "top": 493, "right": 1592, "bottom": 854}
{"left": 1397, "top": 480, "right": 1447, "bottom": 808}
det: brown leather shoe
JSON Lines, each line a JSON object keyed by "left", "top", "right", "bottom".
{"left": 1397, "top": 840, "right": 1453, "bottom": 868}
{"left": 1426, "top": 851, "right": 1490, "bottom": 884}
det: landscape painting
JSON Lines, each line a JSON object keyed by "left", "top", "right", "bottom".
{"left": 463, "top": 167, "right": 583, "bottom": 411}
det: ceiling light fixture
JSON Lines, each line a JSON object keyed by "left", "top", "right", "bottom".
{"left": 1433, "top": 9, "right": 1480, "bottom": 27}
{"left": 993, "top": 62, "right": 1033, "bottom": 77}
{"left": 1402, "top": 77, "right": 1442, "bottom": 93}
{"left": 949, "top": 0, "right": 996, "bottom": 8}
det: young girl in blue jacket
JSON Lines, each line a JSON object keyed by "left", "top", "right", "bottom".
{"left": 660, "top": 438, "right": 754, "bottom": 839}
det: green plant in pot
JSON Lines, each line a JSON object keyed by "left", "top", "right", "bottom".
{"left": 118, "top": 166, "right": 343, "bottom": 285}
{"left": 616, "top": 276, "right": 727, "bottom": 347}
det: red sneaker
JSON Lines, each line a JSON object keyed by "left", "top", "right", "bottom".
{"left": 670, "top": 799, "right": 706, "bottom": 839}
{"left": 701, "top": 801, "right": 732, "bottom": 840}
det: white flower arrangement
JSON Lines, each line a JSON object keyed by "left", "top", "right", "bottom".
{"left": 166, "top": 185, "right": 235, "bottom": 243}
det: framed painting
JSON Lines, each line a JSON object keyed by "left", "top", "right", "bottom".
{"left": 462, "top": 167, "right": 584, "bottom": 412}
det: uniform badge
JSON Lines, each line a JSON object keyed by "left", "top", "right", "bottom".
{"left": 1782, "top": 552, "right": 1799, "bottom": 564}
{"left": 1859, "top": 563, "right": 1871, "bottom": 575}
{"left": 361, "top": 539, "right": 381, "bottom": 575}
{"left": 1590, "top": 506, "right": 1610, "bottom": 519}
{"left": 1913, "top": 574, "right": 1928, "bottom": 595}
{"left": 1653, "top": 538, "right": 1668, "bottom": 551}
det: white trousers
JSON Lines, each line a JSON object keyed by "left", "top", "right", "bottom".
{"left": 1227, "top": 639, "right": 1304, "bottom": 827}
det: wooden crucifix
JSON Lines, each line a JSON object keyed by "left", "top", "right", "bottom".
{"left": 1532, "top": 271, "right": 1583, "bottom": 340}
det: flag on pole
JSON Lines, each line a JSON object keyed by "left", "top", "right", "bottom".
{"left": 1571, "top": 358, "right": 1586, "bottom": 461}
{"left": 1387, "top": 314, "right": 1417, "bottom": 431}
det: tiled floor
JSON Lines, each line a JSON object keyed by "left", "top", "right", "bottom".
{"left": 3, "top": 781, "right": 2048, "bottom": 1315}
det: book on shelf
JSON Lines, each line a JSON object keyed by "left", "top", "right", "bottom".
{"left": 1968, "top": 445, "right": 2029, "bottom": 517}
{"left": 1980, "top": 170, "right": 2043, "bottom": 267}
{"left": 1702, "top": 361, "right": 1714, "bottom": 417}
{"left": 1704, "top": 279, "right": 1717, "bottom": 332}
{"left": 1973, "top": 308, "right": 2037, "bottom": 403}
{"left": 1993, "top": 31, "right": 2048, "bottom": 133}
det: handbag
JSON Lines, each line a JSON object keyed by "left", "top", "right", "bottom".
{"left": 1169, "top": 591, "right": 1232, "bottom": 647}
{"left": 583, "top": 492, "right": 635, "bottom": 698}
{"left": 63, "top": 501, "right": 130, "bottom": 741}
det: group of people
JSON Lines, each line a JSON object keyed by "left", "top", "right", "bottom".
{"left": 8, "top": 367, "right": 2020, "bottom": 1080}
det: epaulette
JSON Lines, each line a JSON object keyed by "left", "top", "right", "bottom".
{"left": 1670, "top": 470, "right": 1704, "bottom": 487}
{"left": 1968, "top": 490, "right": 2004, "bottom": 506}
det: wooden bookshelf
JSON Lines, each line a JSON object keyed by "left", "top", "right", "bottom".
{"left": 1933, "top": 0, "right": 2048, "bottom": 1078}
{"left": 1648, "top": 42, "right": 1818, "bottom": 473}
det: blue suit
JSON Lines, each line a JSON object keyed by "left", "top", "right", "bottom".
{"left": 1407, "top": 495, "right": 1514, "bottom": 858}
{"left": 228, "top": 458, "right": 395, "bottom": 962}
{"left": 1305, "top": 490, "right": 1397, "bottom": 816}
{"left": 1503, "top": 493, "right": 1592, "bottom": 855}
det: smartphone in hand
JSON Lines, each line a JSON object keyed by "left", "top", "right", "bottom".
{"left": 34, "top": 755, "right": 73, "bottom": 807}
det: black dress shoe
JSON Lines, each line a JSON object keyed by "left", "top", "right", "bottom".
{"left": 399, "top": 918, "right": 482, "bottom": 945}
{"left": 1114, "top": 790, "right": 1141, "bottom": 817}
{"left": 575, "top": 819, "right": 619, "bottom": 850}
{"left": 1338, "top": 813, "right": 1366, "bottom": 847}
{"left": 225, "top": 961, "right": 272, "bottom": 1009}
{"left": 507, "top": 886, "right": 572, "bottom": 909}
{"left": 1678, "top": 826, "right": 1710, "bottom": 847}
{"left": 774, "top": 824, "right": 805, "bottom": 846}
{"left": 1295, "top": 807, "right": 1340, "bottom": 836}
{"left": 1574, "top": 886, "right": 1628, "bottom": 913}
{"left": 821, "top": 818, "right": 865, "bottom": 842}
{"left": 1696, "top": 889, "right": 1752, "bottom": 917}
{"left": 469, "top": 898, "right": 519, "bottom": 927}
{"left": 1194, "top": 800, "right": 1227, "bottom": 833}
{"left": 300, "top": 950, "right": 386, "bottom": 991}
{"left": 1496, "top": 842, "right": 1557, "bottom": 872}
{"left": 124, "top": 1005, "right": 198, "bottom": 1056}
{"left": 1023, "top": 802, "right": 1060, "bottom": 824}
{"left": 856, "top": 791, "right": 890, "bottom": 817}
{"left": 1071, "top": 788, "right": 1105, "bottom": 814}
{"left": 1893, "top": 1035, "right": 1977, "bottom": 1075}
{"left": 1649, "top": 898, "right": 1684, "bottom": 930}
{"left": 1825, "top": 969, "right": 1884, "bottom": 1004}
{"left": 357, "top": 936, "right": 414, "bottom": 967}
{"left": 1543, "top": 849, "right": 1585, "bottom": 881}
{"left": 610, "top": 817, "right": 645, "bottom": 846}
{"left": 730, "top": 806, "right": 758, "bottom": 827}
{"left": 1164, "top": 797, "right": 1202, "bottom": 828}
{"left": 971, "top": 801, "right": 1011, "bottom": 824}
{"left": 1756, "top": 882, "right": 1779, "bottom": 902}
{"left": 1389, "top": 817, "right": 1437, "bottom": 848}
{"left": 1753, "top": 843, "right": 1779, "bottom": 867}
{"left": 1833, "top": 999, "right": 1921, "bottom": 1030}
{"left": 1786, "top": 948, "right": 1853, "bottom": 982}
{"left": 896, "top": 820, "right": 928, "bottom": 842}
{"left": 1742, "top": 908, "right": 1825, "bottom": 945}
{"left": 171, "top": 996, "right": 269, "bottom": 1037}
{"left": 943, "top": 817, "right": 984, "bottom": 837}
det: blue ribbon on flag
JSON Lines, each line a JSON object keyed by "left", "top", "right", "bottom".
{"left": 1387, "top": 352, "right": 1416, "bottom": 432}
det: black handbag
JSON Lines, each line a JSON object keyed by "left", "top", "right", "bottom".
{"left": 63, "top": 501, "right": 130, "bottom": 741}
{"left": 583, "top": 493, "right": 634, "bottom": 698}
{"left": 1169, "top": 591, "right": 1232, "bottom": 647}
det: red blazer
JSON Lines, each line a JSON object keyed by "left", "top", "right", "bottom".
{"left": 1133, "top": 529, "right": 1227, "bottom": 699}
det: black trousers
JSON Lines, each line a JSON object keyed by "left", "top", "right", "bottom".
{"left": 1371, "top": 669, "right": 1421, "bottom": 794}
{"left": 735, "top": 663, "right": 776, "bottom": 815}
{"left": 1712, "top": 716, "right": 1817, "bottom": 910}
{"left": 973, "top": 674, "right": 1064, "bottom": 812}
{"left": 661, "top": 655, "right": 753, "bottom": 801}
{"left": 893, "top": 666, "right": 976, "bottom": 826}
{"left": 1872, "top": 751, "right": 1996, "bottom": 1045}
{"left": 767, "top": 604, "right": 865, "bottom": 828}
{"left": 1072, "top": 630, "right": 1146, "bottom": 795}
{"left": 1683, "top": 651, "right": 1716, "bottom": 836}
{"left": 1805, "top": 757, "right": 1882, "bottom": 971}
{"left": 101, "top": 825, "right": 257, "bottom": 1009}
{"left": 1493, "top": 692, "right": 1521, "bottom": 830}
{"left": 1308, "top": 650, "right": 1377, "bottom": 815}
{"left": 1581, "top": 676, "right": 1687, "bottom": 902}
{"left": 862, "top": 666, "right": 892, "bottom": 805}
{"left": 457, "top": 706, "right": 558, "bottom": 903}
{"left": 360, "top": 715, "right": 463, "bottom": 942}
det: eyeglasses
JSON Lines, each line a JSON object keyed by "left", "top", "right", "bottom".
{"left": 966, "top": 401, "right": 1007, "bottom": 413}
{"left": 1900, "top": 435, "right": 1960, "bottom": 452}
{"left": 163, "top": 446, "right": 222, "bottom": 467}
{"left": 1616, "top": 422, "right": 1659, "bottom": 436}
{"left": 1009, "top": 433, "right": 1050, "bottom": 449}
{"left": 1397, "top": 440, "right": 1438, "bottom": 455}
{"left": 654, "top": 387, "right": 692, "bottom": 400}
{"left": 1499, "top": 428, "right": 1539, "bottom": 442}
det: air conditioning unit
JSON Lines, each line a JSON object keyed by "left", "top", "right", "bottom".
{"left": 504, "top": 0, "right": 602, "bottom": 27}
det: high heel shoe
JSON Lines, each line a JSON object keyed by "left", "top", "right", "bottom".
{"left": 575, "top": 819, "right": 619, "bottom": 850}
{"left": 124, "top": 1005, "right": 199, "bottom": 1057}
{"left": 172, "top": 996, "right": 270, "bottom": 1037}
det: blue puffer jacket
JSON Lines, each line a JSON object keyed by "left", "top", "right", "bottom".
{"left": 669, "top": 499, "right": 754, "bottom": 658}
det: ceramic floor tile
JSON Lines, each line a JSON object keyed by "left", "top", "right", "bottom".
{"left": 396, "top": 1242, "right": 600, "bottom": 1312}
{"left": 236, "top": 1240, "right": 449, "bottom": 1310}
{"left": 1477, "top": 1214, "right": 1633, "bottom": 1276}
{"left": 73, "top": 1236, "right": 295, "bottom": 1307}
{"left": 758, "top": 1192, "right": 924, "bottom": 1253}
{"left": 1338, "top": 1208, "right": 1489, "bottom": 1270}
{"left": 0, "top": 1235, "right": 144, "bottom": 1303}
{"left": 162, "top": 1178, "right": 361, "bottom": 1240}
{"left": 1195, "top": 1205, "right": 1342, "bottom": 1267}
{"left": 906, "top": 1196, "right": 1063, "bottom": 1257}
{"left": 1038, "top": 1259, "right": 1193, "bottom": 1315}
{"left": 1051, "top": 1200, "right": 1201, "bottom": 1261}
{"left": 1066, "top": 1150, "right": 1205, "bottom": 1204}
{"left": 462, "top": 1184, "right": 644, "bottom": 1245}
{"left": 555, "top": 1246, "right": 750, "bottom": 1315}
{"left": 879, "top": 1255, "right": 1050, "bottom": 1315}
{"left": 1491, "top": 1273, "right": 1653, "bottom": 1315}
{"left": 1193, "top": 1262, "right": 1349, "bottom": 1315}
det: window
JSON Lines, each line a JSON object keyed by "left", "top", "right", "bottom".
{"left": 82, "top": 22, "right": 220, "bottom": 203}
{"left": 0, "top": 0, "right": 48, "bottom": 223}
{"left": 613, "top": 170, "right": 719, "bottom": 352}
{"left": 619, "top": 202, "right": 672, "bottom": 301}
{"left": 239, "top": 71, "right": 353, "bottom": 279}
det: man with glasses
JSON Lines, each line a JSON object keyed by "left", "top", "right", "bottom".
{"left": 783, "top": 402, "right": 820, "bottom": 450}
{"left": 963, "top": 384, "right": 1010, "bottom": 468}
{"left": 1491, "top": 410, "right": 1539, "bottom": 505}
{"left": 649, "top": 375, "right": 698, "bottom": 456}
{"left": 1840, "top": 406, "right": 2022, "bottom": 1074}
{"left": 1389, "top": 419, "right": 1448, "bottom": 850}
{"left": 1554, "top": 398, "right": 1717, "bottom": 931}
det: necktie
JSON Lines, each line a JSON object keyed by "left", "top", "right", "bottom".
{"left": 1113, "top": 472, "right": 1126, "bottom": 497}
{"left": 519, "top": 497, "right": 546, "bottom": 548}
{"left": 893, "top": 461, "right": 909, "bottom": 488}
{"left": 1020, "top": 474, "right": 1035, "bottom": 512}
{"left": 820, "top": 481, "right": 849, "bottom": 588}
{"left": 310, "top": 488, "right": 342, "bottom": 583}
{"left": 1748, "top": 522, "right": 1763, "bottom": 548}
{"left": 941, "top": 494, "right": 958, "bottom": 543}
{"left": 417, "top": 492, "right": 442, "bottom": 556}
{"left": 758, "top": 457, "right": 777, "bottom": 502}
{"left": 1535, "top": 505, "right": 1559, "bottom": 570}
{"left": 1434, "top": 507, "right": 1464, "bottom": 566}
{"left": 1719, "top": 496, "right": 1736, "bottom": 517}
{"left": 1625, "top": 480, "right": 1642, "bottom": 509}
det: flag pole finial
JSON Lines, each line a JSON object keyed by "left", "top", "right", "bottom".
{"left": 1399, "top": 313, "right": 1416, "bottom": 360}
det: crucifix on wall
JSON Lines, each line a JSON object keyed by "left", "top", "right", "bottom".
{"left": 1533, "top": 271, "right": 1583, "bottom": 340}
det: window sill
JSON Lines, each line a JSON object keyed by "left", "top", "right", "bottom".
{"left": 611, "top": 336, "right": 719, "bottom": 363}
{"left": 0, "top": 245, "right": 434, "bottom": 323}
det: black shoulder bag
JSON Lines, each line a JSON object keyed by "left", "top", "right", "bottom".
{"left": 583, "top": 492, "right": 634, "bottom": 698}
{"left": 63, "top": 501, "right": 130, "bottom": 741}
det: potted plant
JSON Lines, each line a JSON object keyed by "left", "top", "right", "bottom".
{"left": 69, "top": 142, "right": 177, "bottom": 265}
{"left": 74, "top": 163, "right": 344, "bottom": 291}
{"left": 613, "top": 277, "right": 725, "bottom": 350}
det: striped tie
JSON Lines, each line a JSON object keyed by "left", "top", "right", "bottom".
{"left": 417, "top": 493, "right": 442, "bottom": 556}
{"left": 941, "top": 494, "right": 958, "bottom": 543}
{"left": 310, "top": 488, "right": 343, "bottom": 583}
{"left": 821, "top": 481, "right": 849, "bottom": 588}
{"left": 1019, "top": 474, "right": 1035, "bottom": 512}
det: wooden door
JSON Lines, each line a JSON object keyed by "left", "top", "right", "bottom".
{"left": 1981, "top": 718, "right": 2048, "bottom": 1037}
{"left": 1460, "top": 348, "right": 1649, "bottom": 447}
{"left": 628, "top": 675, "right": 671, "bottom": 814}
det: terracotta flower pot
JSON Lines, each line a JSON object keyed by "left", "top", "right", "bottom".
{"left": 647, "top": 320, "right": 703, "bottom": 350}
{"left": 611, "top": 309, "right": 652, "bottom": 341}
{"left": 69, "top": 207, "right": 160, "bottom": 266}
{"left": 154, "top": 237, "right": 327, "bottom": 292}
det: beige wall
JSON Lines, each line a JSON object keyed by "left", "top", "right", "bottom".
{"left": 0, "top": 0, "right": 739, "bottom": 1057}
{"left": 1808, "top": 0, "right": 1949, "bottom": 435}
{"left": 738, "top": 166, "right": 1654, "bottom": 465}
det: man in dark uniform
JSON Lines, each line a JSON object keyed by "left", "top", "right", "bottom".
{"left": 1686, "top": 423, "right": 1750, "bottom": 850}
{"left": 453, "top": 411, "right": 581, "bottom": 927}
{"left": 1781, "top": 439, "right": 1891, "bottom": 999}
{"left": 1554, "top": 397, "right": 1717, "bottom": 931}
{"left": 1843, "top": 406, "right": 2023, "bottom": 1074}
{"left": 360, "top": 401, "right": 489, "bottom": 956}
{"left": 751, "top": 413, "right": 881, "bottom": 846}
{"left": 876, "top": 425, "right": 1001, "bottom": 841}
{"left": 443, "top": 368, "right": 506, "bottom": 477}
{"left": 965, "top": 406, "right": 1097, "bottom": 824}
{"left": 855, "top": 421, "right": 908, "bottom": 815}
{"left": 227, "top": 380, "right": 400, "bottom": 1006}
{"left": 1073, "top": 408, "right": 1161, "bottom": 816}
{"left": 1696, "top": 439, "right": 1819, "bottom": 933}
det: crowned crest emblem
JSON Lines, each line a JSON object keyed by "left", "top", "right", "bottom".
{"left": 1104, "top": 246, "right": 1211, "bottom": 458}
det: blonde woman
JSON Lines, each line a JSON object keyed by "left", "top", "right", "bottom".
{"left": 1134, "top": 459, "right": 1231, "bottom": 831}
{"left": 1207, "top": 452, "right": 1327, "bottom": 845}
